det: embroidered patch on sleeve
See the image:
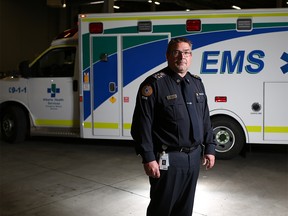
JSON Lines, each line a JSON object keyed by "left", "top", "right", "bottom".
{"left": 141, "top": 85, "right": 153, "bottom": 97}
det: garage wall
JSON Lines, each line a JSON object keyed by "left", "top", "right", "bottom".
{"left": 0, "top": 0, "right": 67, "bottom": 71}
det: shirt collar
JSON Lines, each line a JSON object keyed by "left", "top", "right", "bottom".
{"left": 166, "top": 67, "right": 191, "bottom": 85}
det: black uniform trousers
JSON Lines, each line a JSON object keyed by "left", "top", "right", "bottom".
{"left": 147, "top": 146, "right": 201, "bottom": 216}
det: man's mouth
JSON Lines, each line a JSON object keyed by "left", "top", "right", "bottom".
{"left": 177, "top": 61, "right": 186, "bottom": 65}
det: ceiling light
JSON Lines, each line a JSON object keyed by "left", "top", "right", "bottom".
{"left": 89, "top": 1, "right": 104, "bottom": 5}
{"left": 113, "top": 5, "right": 120, "bottom": 9}
{"left": 154, "top": 1, "right": 160, "bottom": 5}
{"left": 61, "top": 0, "right": 66, "bottom": 7}
{"left": 148, "top": 0, "right": 152, "bottom": 3}
{"left": 232, "top": 5, "right": 241, "bottom": 10}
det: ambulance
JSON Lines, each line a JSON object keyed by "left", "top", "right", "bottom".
{"left": 0, "top": 8, "right": 287, "bottom": 159}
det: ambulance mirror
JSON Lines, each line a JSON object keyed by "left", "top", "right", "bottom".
{"left": 19, "top": 60, "right": 31, "bottom": 78}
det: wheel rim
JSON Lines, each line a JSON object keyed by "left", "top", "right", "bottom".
{"left": 213, "top": 126, "right": 235, "bottom": 153}
{"left": 2, "top": 115, "right": 14, "bottom": 137}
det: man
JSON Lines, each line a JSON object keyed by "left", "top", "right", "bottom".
{"left": 131, "top": 37, "right": 215, "bottom": 216}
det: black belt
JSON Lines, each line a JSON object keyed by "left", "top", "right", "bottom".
{"left": 165, "top": 145, "right": 199, "bottom": 153}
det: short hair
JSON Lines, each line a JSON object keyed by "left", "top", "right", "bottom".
{"left": 166, "top": 37, "right": 193, "bottom": 54}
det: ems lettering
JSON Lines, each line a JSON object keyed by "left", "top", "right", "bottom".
{"left": 201, "top": 50, "right": 265, "bottom": 74}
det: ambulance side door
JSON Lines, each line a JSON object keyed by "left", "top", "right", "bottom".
{"left": 27, "top": 46, "right": 79, "bottom": 128}
{"left": 91, "top": 36, "right": 120, "bottom": 136}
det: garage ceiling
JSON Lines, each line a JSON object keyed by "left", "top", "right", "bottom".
{"left": 66, "top": 0, "right": 287, "bottom": 12}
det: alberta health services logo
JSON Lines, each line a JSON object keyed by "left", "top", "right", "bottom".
{"left": 43, "top": 84, "right": 64, "bottom": 110}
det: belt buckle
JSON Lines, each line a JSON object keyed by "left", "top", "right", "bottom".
{"left": 180, "top": 147, "right": 190, "bottom": 153}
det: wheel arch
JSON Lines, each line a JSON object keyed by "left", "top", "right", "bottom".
{"left": 0, "top": 101, "right": 31, "bottom": 133}
{"left": 210, "top": 109, "right": 249, "bottom": 143}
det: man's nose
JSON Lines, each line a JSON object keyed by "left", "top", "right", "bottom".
{"left": 177, "top": 53, "right": 184, "bottom": 59}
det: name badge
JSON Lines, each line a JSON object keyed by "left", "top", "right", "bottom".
{"left": 159, "top": 151, "right": 169, "bottom": 170}
{"left": 166, "top": 94, "right": 177, "bottom": 100}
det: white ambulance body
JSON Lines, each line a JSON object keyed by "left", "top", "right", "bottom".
{"left": 0, "top": 9, "right": 287, "bottom": 159}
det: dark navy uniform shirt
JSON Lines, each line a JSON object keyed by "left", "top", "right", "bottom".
{"left": 131, "top": 67, "right": 215, "bottom": 163}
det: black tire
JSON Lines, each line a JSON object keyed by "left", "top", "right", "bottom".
{"left": 0, "top": 106, "right": 28, "bottom": 143}
{"left": 212, "top": 116, "right": 245, "bottom": 159}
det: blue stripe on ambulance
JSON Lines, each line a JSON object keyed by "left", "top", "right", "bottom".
{"left": 92, "top": 54, "right": 118, "bottom": 110}
{"left": 123, "top": 38, "right": 168, "bottom": 87}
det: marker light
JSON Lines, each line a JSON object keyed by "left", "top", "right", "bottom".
{"left": 138, "top": 21, "right": 152, "bottom": 32}
{"left": 186, "top": 19, "right": 201, "bottom": 32}
{"left": 237, "top": 18, "right": 252, "bottom": 31}
{"left": 89, "top": 22, "right": 103, "bottom": 34}
{"left": 215, "top": 96, "right": 227, "bottom": 102}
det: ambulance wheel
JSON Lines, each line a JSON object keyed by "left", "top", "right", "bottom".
{"left": 0, "top": 106, "right": 28, "bottom": 143}
{"left": 212, "top": 116, "right": 245, "bottom": 159}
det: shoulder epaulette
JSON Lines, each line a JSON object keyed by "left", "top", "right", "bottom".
{"left": 191, "top": 74, "right": 201, "bottom": 80}
{"left": 153, "top": 72, "right": 166, "bottom": 80}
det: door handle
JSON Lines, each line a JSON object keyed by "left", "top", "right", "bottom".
{"left": 109, "top": 82, "right": 116, "bottom": 93}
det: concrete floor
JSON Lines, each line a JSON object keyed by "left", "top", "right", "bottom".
{"left": 0, "top": 137, "right": 287, "bottom": 216}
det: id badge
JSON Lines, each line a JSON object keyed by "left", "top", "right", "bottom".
{"left": 159, "top": 151, "right": 169, "bottom": 170}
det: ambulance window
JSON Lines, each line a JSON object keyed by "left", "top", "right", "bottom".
{"left": 30, "top": 47, "right": 76, "bottom": 77}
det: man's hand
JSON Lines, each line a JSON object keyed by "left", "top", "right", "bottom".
{"left": 143, "top": 160, "right": 160, "bottom": 178}
{"left": 203, "top": 154, "right": 215, "bottom": 170}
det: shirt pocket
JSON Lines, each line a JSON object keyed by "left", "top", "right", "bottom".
{"left": 195, "top": 92, "right": 206, "bottom": 103}
{"left": 163, "top": 97, "right": 186, "bottom": 121}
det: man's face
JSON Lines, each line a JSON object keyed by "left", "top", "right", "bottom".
{"left": 166, "top": 42, "right": 192, "bottom": 76}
